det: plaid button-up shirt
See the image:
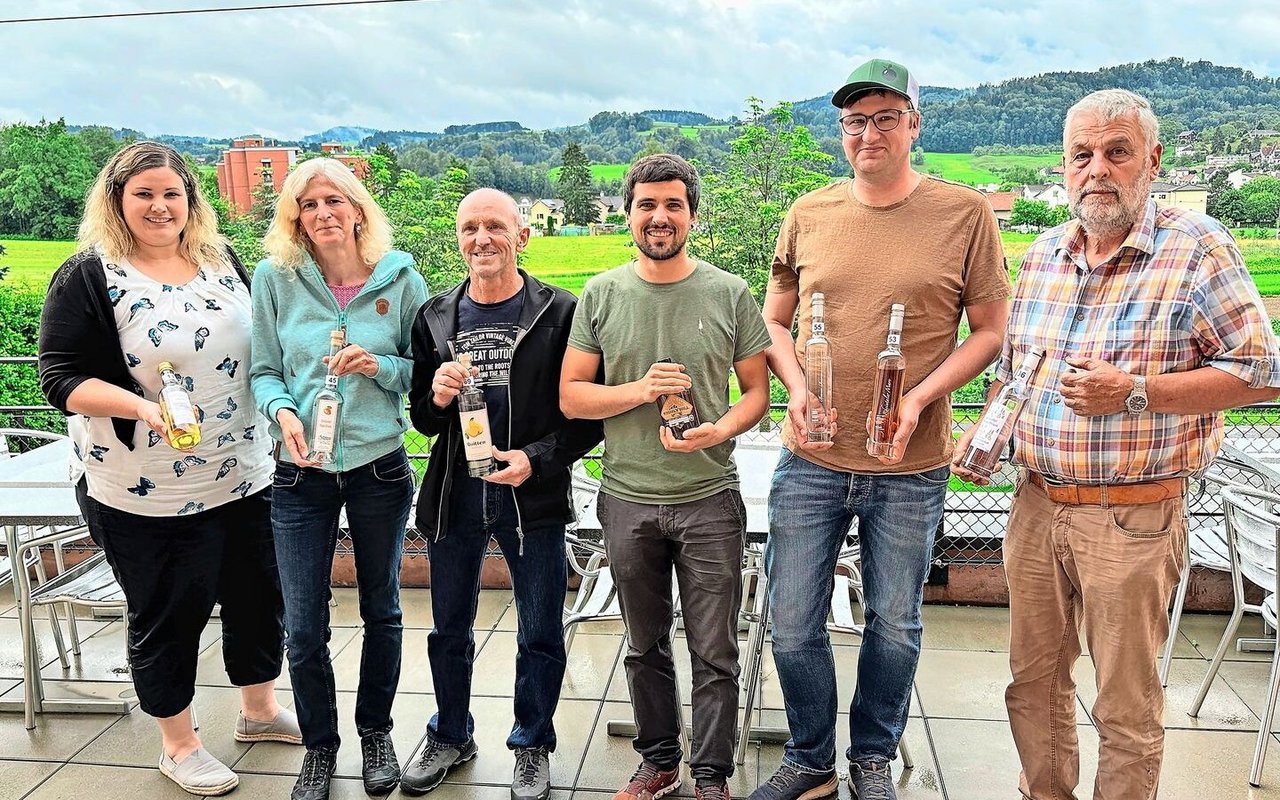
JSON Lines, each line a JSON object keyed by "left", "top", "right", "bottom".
{"left": 996, "top": 201, "right": 1280, "bottom": 483}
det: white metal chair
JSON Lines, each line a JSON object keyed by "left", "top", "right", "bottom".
{"left": 1188, "top": 485, "right": 1280, "bottom": 787}
{"left": 0, "top": 428, "right": 92, "bottom": 669}
{"left": 1162, "top": 454, "right": 1280, "bottom": 685}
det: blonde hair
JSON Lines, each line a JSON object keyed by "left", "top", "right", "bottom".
{"left": 78, "top": 141, "right": 231, "bottom": 269}
{"left": 262, "top": 157, "right": 393, "bottom": 270}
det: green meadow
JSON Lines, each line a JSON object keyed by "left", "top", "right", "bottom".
{"left": 7, "top": 235, "right": 1280, "bottom": 298}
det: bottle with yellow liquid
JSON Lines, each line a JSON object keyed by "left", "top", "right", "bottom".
{"left": 157, "top": 361, "right": 200, "bottom": 452}
{"left": 457, "top": 353, "right": 495, "bottom": 477}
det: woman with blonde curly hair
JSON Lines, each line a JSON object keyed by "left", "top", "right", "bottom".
{"left": 249, "top": 156, "right": 427, "bottom": 800}
{"left": 38, "top": 141, "right": 297, "bottom": 796}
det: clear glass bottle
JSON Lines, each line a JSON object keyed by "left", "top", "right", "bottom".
{"left": 958, "top": 349, "right": 1046, "bottom": 480}
{"left": 157, "top": 361, "right": 200, "bottom": 452}
{"left": 655, "top": 357, "right": 700, "bottom": 440}
{"left": 867, "top": 303, "right": 906, "bottom": 459}
{"left": 457, "top": 353, "right": 495, "bottom": 477}
{"left": 308, "top": 328, "right": 345, "bottom": 464}
{"left": 805, "top": 292, "right": 833, "bottom": 443}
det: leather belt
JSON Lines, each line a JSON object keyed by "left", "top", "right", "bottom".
{"left": 1026, "top": 471, "right": 1185, "bottom": 506}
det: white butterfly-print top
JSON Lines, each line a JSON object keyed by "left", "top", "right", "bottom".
{"left": 69, "top": 257, "right": 273, "bottom": 517}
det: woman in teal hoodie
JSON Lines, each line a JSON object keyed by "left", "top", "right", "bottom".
{"left": 249, "top": 157, "right": 427, "bottom": 800}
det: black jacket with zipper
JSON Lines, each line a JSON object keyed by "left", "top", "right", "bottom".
{"left": 409, "top": 270, "right": 602, "bottom": 542}
{"left": 38, "top": 248, "right": 250, "bottom": 450}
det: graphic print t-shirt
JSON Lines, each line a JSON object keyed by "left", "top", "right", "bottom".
{"left": 454, "top": 291, "right": 524, "bottom": 452}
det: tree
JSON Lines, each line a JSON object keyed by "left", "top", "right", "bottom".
{"left": 0, "top": 119, "right": 95, "bottom": 239}
{"left": 689, "top": 98, "right": 833, "bottom": 301}
{"left": 557, "top": 142, "right": 597, "bottom": 226}
{"left": 0, "top": 243, "right": 7, "bottom": 282}
{"left": 1010, "top": 198, "right": 1054, "bottom": 228}
{"left": 1211, "top": 188, "right": 1248, "bottom": 227}
{"left": 386, "top": 167, "right": 469, "bottom": 294}
{"left": 996, "top": 165, "right": 1042, "bottom": 189}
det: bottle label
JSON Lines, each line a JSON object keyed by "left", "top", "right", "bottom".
{"left": 659, "top": 394, "right": 695, "bottom": 422}
{"left": 161, "top": 386, "right": 197, "bottom": 429}
{"left": 312, "top": 397, "right": 340, "bottom": 453}
{"left": 887, "top": 331, "right": 901, "bottom": 349}
{"left": 460, "top": 408, "right": 493, "bottom": 461}
{"left": 971, "top": 402, "right": 1013, "bottom": 452}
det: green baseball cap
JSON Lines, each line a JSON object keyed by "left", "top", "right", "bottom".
{"left": 831, "top": 58, "right": 920, "bottom": 110}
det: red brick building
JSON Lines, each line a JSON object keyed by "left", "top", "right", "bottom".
{"left": 320, "top": 142, "right": 370, "bottom": 180}
{"left": 216, "top": 136, "right": 299, "bottom": 215}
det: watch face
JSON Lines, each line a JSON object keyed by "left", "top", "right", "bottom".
{"left": 1127, "top": 394, "right": 1149, "bottom": 413}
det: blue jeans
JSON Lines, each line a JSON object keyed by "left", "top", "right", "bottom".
{"left": 426, "top": 473, "right": 567, "bottom": 750}
{"left": 765, "top": 449, "right": 947, "bottom": 771}
{"left": 271, "top": 448, "right": 414, "bottom": 750}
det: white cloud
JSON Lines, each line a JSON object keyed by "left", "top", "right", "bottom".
{"left": 1, "top": 0, "right": 1277, "bottom": 139}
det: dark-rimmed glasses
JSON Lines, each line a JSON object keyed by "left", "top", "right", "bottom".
{"left": 839, "top": 109, "right": 917, "bottom": 136}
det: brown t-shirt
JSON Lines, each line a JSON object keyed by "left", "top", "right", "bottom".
{"left": 769, "top": 176, "right": 1010, "bottom": 474}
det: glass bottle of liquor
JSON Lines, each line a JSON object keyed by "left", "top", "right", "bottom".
{"left": 867, "top": 303, "right": 906, "bottom": 459}
{"left": 457, "top": 353, "right": 495, "bottom": 477}
{"left": 958, "top": 348, "right": 1046, "bottom": 480}
{"left": 309, "top": 328, "right": 346, "bottom": 465}
{"left": 157, "top": 361, "right": 200, "bottom": 452}
{"left": 655, "top": 358, "right": 701, "bottom": 440}
{"left": 805, "top": 292, "right": 833, "bottom": 443}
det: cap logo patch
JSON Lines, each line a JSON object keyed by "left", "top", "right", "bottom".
{"left": 376, "top": 298, "right": 390, "bottom": 315}
{"left": 882, "top": 67, "right": 898, "bottom": 80}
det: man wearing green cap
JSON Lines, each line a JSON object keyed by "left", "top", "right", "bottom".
{"left": 752, "top": 58, "right": 1010, "bottom": 800}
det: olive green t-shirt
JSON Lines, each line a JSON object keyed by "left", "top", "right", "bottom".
{"left": 769, "top": 176, "right": 1011, "bottom": 474}
{"left": 568, "top": 260, "right": 772, "bottom": 504}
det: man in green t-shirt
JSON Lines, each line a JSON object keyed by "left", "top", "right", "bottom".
{"left": 561, "top": 154, "right": 772, "bottom": 800}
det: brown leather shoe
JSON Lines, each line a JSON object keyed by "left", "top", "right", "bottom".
{"left": 613, "top": 761, "right": 681, "bottom": 800}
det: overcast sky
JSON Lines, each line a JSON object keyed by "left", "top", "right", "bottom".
{"left": 4, "top": 0, "right": 1280, "bottom": 140}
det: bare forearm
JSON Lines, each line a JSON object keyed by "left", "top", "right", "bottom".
{"left": 561, "top": 380, "right": 645, "bottom": 420}
{"left": 65, "top": 379, "right": 147, "bottom": 420}
{"left": 908, "top": 328, "right": 1003, "bottom": 406}
{"left": 764, "top": 322, "right": 804, "bottom": 393}
{"left": 1148, "top": 367, "right": 1280, "bottom": 414}
{"left": 715, "top": 384, "right": 770, "bottom": 439}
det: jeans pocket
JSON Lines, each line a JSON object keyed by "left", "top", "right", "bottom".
{"left": 1108, "top": 502, "right": 1175, "bottom": 540}
{"left": 372, "top": 449, "right": 411, "bottom": 483}
{"left": 718, "top": 489, "right": 747, "bottom": 530}
{"left": 911, "top": 465, "right": 951, "bottom": 487}
{"left": 272, "top": 462, "right": 301, "bottom": 489}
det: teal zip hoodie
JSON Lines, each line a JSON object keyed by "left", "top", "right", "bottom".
{"left": 249, "top": 250, "right": 429, "bottom": 472}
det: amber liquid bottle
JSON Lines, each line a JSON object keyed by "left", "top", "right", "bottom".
{"left": 655, "top": 358, "right": 700, "bottom": 440}
{"left": 867, "top": 304, "right": 906, "bottom": 459}
{"left": 958, "top": 349, "right": 1046, "bottom": 480}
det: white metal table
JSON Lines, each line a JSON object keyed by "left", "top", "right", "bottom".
{"left": 0, "top": 439, "right": 132, "bottom": 726}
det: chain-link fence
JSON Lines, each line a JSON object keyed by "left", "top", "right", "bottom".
{"left": 6, "top": 356, "right": 1280, "bottom": 568}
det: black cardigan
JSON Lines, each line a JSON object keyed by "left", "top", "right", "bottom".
{"left": 38, "top": 249, "right": 250, "bottom": 450}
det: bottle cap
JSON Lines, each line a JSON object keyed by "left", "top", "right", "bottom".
{"left": 890, "top": 303, "right": 905, "bottom": 313}
{"left": 157, "top": 361, "right": 175, "bottom": 373}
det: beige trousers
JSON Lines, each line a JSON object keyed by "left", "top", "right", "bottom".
{"left": 1004, "top": 474, "right": 1187, "bottom": 800}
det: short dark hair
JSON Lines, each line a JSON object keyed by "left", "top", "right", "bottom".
{"left": 623, "top": 154, "right": 700, "bottom": 215}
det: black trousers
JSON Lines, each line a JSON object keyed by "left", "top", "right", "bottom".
{"left": 76, "top": 480, "right": 286, "bottom": 718}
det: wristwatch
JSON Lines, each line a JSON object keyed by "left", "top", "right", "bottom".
{"left": 1125, "top": 374, "right": 1149, "bottom": 415}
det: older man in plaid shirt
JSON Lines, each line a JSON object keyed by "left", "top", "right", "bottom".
{"left": 954, "top": 89, "right": 1280, "bottom": 800}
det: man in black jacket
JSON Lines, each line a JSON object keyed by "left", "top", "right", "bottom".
{"left": 403, "top": 188, "right": 601, "bottom": 800}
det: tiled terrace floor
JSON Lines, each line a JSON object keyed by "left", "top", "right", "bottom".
{"left": 2, "top": 588, "right": 1280, "bottom": 799}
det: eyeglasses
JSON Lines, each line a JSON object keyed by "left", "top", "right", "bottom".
{"left": 839, "top": 108, "right": 917, "bottom": 136}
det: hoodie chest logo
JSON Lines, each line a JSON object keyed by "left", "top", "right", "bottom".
{"left": 376, "top": 298, "right": 390, "bottom": 315}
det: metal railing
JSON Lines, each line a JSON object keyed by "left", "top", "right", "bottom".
{"left": 3, "top": 355, "right": 1276, "bottom": 568}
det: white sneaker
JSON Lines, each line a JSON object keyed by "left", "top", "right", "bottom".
{"left": 158, "top": 747, "right": 239, "bottom": 796}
